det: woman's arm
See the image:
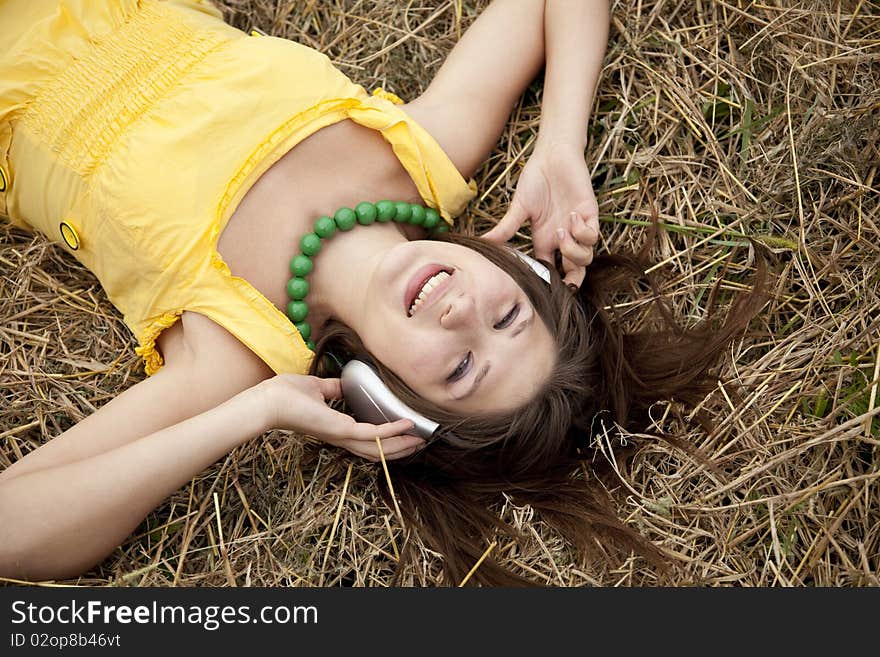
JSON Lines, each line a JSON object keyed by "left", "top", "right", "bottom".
{"left": 0, "top": 313, "right": 272, "bottom": 482}
{"left": 0, "top": 314, "right": 272, "bottom": 580}
{"left": 537, "top": 0, "right": 609, "bottom": 152}
{"left": 0, "top": 373, "right": 418, "bottom": 581}
{"left": 406, "top": 0, "right": 609, "bottom": 286}
{"left": 0, "top": 383, "right": 269, "bottom": 581}
{"left": 403, "top": 0, "right": 546, "bottom": 180}
{"left": 0, "top": 313, "right": 420, "bottom": 581}
{"left": 488, "top": 0, "right": 608, "bottom": 288}
{"left": 408, "top": 0, "right": 608, "bottom": 174}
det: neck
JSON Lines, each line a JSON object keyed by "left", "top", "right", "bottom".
{"left": 306, "top": 220, "right": 422, "bottom": 336}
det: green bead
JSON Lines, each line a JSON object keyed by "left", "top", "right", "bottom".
{"left": 286, "top": 276, "right": 309, "bottom": 300}
{"left": 286, "top": 300, "right": 308, "bottom": 323}
{"left": 294, "top": 321, "right": 311, "bottom": 340}
{"left": 300, "top": 233, "right": 321, "bottom": 256}
{"left": 393, "top": 202, "right": 412, "bottom": 223}
{"left": 306, "top": 340, "right": 316, "bottom": 351}
{"left": 334, "top": 207, "right": 357, "bottom": 231}
{"left": 314, "top": 215, "right": 337, "bottom": 238}
{"left": 375, "top": 200, "right": 396, "bottom": 222}
{"left": 355, "top": 202, "right": 377, "bottom": 225}
{"left": 290, "top": 254, "right": 313, "bottom": 277}
{"left": 423, "top": 207, "right": 440, "bottom": 229}
{"left": 433, "top": 223, "right": 450, "bottom": 234}
{"left": 409, "top": 204, "right": 426, "bottom": 225}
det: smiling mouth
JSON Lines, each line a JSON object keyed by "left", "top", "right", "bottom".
{"left": 406, "top": 267, "right": 454, "bottom": 317}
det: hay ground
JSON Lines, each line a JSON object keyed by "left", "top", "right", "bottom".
{"left": 1, "top": 0, "right": 878, "bottom": 587}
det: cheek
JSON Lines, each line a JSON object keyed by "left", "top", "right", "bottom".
{"left": 381, "top": 340, "right": 444, "bottom": 385}
{"left": 403, "top": 344, "right": 441, "bottom": 377}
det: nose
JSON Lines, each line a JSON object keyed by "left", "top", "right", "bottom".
{"left": 440, "top": 291, "right": 477, "bottom": 330}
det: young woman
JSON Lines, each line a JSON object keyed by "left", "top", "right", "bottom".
{"left": 0, "top": 0, "right": 765, "bottom": 585}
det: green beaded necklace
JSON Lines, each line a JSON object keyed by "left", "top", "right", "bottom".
{"left": 286, "top": 200, "right": 449, "bottom": 351}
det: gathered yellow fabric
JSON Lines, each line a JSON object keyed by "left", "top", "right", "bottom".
{"left": 0, "top": 0, "right": 477, "bottom": 376}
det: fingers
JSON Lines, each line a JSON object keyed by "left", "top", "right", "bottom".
{"left": 569, "top": 211, "right": 599, "bottom": 246}
{"left": 341, "top": 434, "right": 425, "bottom": 462}
{"left": 345, "top": 417, "right": 424, "bottom": 461}
{"left": 559, "top": 211, "right": 600, "bottom": 288}
{"left": 562, "top": 259, "right": 586, "bottom": 288}
{"left": 556, "top": 227, "right": 594, "bottom": 268}
{"left": 311, "top": 408, "right": 426, "bottom": 460}
{"left": 313, "top": 376, "right": 343, "bottom": 400}
{"left": 360, "top": 434, "right": 426, "bottom": 462}
{"left": 348, "top": 418, "right": 416, "bottom": 442}
{"left": 481, "top": 197, "right": 529, "bottom": 244}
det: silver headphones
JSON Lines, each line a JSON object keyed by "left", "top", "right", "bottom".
{"left": 340, "top": 249, "right": 551, "bottom": 439}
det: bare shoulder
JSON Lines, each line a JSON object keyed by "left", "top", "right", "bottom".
{"left": 157, "top": 311, "right": 275, "bottom": 391}
{"left": 399, "top": 98, "right": 474, "bottom": 178}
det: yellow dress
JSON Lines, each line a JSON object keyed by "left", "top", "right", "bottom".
{"left": 0, "top": 0, "right": 477, "bottom": 375}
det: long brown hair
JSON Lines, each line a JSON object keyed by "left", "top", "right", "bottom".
{"left": 309, "top": 228, "right": 769, "bottom": 586}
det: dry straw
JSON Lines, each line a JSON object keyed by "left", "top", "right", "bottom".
{"left": 1, "top": 0, "right": 878, "bottom": 587}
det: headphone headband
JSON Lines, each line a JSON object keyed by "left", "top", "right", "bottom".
{"left": 509, "top": 248, "right": 551, "bottom": 284}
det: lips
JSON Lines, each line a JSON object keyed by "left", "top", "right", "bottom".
{"left": 404, "top": 263, "right": 453, "bottom": 317}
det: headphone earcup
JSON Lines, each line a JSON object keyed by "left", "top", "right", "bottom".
{"left": 340, "top": 359, "right": 440, "bottom": 440}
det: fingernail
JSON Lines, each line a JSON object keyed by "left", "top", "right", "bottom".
{"left": 556, "top": 228, "right": 565, "bottom": 240}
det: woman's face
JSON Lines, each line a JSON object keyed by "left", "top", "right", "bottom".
{"left": 359, "top": 240, "right": 556, "bottom": 414}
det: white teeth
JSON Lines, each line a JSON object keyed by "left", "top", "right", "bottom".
{"left": 408, "top": 270, "right": 450, "bottom": 316}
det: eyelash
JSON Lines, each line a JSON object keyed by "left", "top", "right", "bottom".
{"left": 447, "top": 304, "right": 520, "bottom": 382}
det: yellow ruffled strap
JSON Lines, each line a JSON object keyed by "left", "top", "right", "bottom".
{"left": 134, "top": 311, "right": 183, "bottom": 375}
{"left": 349, "top": 94, "right": 477, "bottom": 224}
{"left": 372, "top": 87, "right": 405, "bottom": 105}
{"left": 0, "top": 121, "right": 10, "bottom": 220}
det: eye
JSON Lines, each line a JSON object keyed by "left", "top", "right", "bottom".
{"left": 447, "top": 304, "right": 519, "bottom": 383}
{"left": 448, "top": 351, "right": 472, "bottom": 382}
{"left": 494, "top": 303, "right": 520, "bottom": 330}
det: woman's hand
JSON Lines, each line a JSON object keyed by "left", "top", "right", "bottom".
{"left": 481, "top": 140, "right": 600, "bottom": 288}
{"left": 256, "top": 374, "right": 424, "bottom": 462}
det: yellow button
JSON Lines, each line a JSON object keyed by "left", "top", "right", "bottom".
{"left": 0, "top": 166, "right": 7, "bottom": 192}
{"left": 59, "top": 221, "right": 81, "bottom": 251}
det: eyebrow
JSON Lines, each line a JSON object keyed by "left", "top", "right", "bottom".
{"left": 462, "top": 313, "right": 534, "bottom": 399}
